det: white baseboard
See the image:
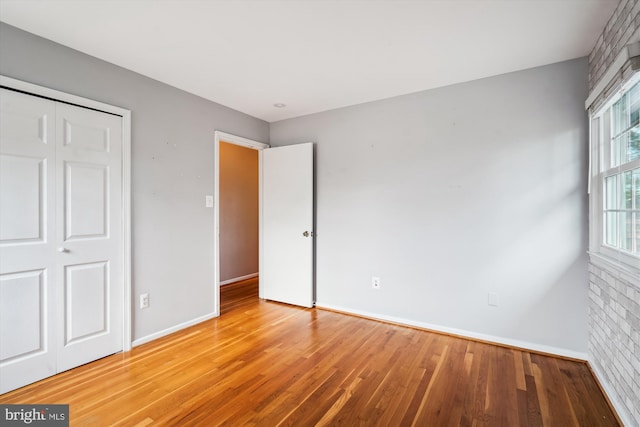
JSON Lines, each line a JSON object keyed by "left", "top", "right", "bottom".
{"left": 220, "top": 273, "right": 258, "bottom": 286}
{"left": 132, "top": 311, "right": 218, "bottom": 347}
{"left": 588, "top": 359, "right": 633, "bottom": 426}
{"left": 132, "top": 273, "right": 258, "bottom": 348}
{"left": 315, "top": 302, "right": 588, "bottom": 361}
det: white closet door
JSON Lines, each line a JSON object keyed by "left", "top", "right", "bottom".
{"left": 55, "top": 103, "right": 123, "bottom": 372}
{"left": 0, "top": 89, "right": 124, "bottom": 393}
{"left": 0, "top": 89, "right": 57, "bottom": 393}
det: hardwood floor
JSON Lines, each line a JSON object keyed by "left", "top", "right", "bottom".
{"left": 1, "top": 278, "right": 619, "bottom": 426}
{"left": 220, "top": 278, "right": 259, "bottom": 314}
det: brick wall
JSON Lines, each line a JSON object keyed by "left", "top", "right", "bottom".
{"left": 589, "top": 0, "right": 640, "bottom": 92}
{"left": 589, "top": 263, "right": 640, "bottom": 426}
{"left": 588, "top": 1, "right": 640, "bottom": 425}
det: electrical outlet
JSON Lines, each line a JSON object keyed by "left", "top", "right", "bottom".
{"left": 372, "top": 276, "right": 381, "bottom": 289}
{"left": 140, "top": 293, "right": 149, "bottom": 309}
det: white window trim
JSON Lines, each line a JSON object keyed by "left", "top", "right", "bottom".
{"left": 588, "top": 73, "right": 640, "bottom": 286}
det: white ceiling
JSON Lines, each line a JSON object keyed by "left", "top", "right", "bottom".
{"left": 0, "top": 0, "right": 617, "bottom": 122}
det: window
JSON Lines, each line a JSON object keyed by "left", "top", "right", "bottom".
{"left": 591, "top": 77, "right": 640, "bottom": 271}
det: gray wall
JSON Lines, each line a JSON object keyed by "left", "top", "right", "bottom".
{"left": 0, "top": 23, "right": 269, "bottom": 342}
{"left": 271, "top": 58, "right": 590, "bottom": 355}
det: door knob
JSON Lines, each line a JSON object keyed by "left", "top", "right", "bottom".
{"left": 58, "top": 247, "right": 69, "bottom": 253}
{"left": 302, "top": 231, "right": 314, "bottom": 237}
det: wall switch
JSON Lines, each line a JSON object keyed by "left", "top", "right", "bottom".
{"left": 205, "top": 195, "right": 214, "bottom": 208}
{"left": 488, "top": 292, "right": 499, "bottom": 307}
{"left": 140, "top": 293, "right": 149, "bottom": 309}
{"left": 372, "top": 276, "right": 381, "bottom": 289}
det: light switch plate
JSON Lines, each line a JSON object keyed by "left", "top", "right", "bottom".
{"left": 205, "top": 195, "right": 214, "bottom": 208}
{"left": 488, "top": 292, "right": 499, "bottom": 307}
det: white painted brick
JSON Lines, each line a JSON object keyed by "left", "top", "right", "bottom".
{"left": 607, "top": 11, "right": 618, "bottom": 33}
{"left": 617, "top": 301, "right": 628, "bottom": 318}
{"left": 627, "top": 286, "right": 635, "bottom": 300}
{"left": 587, "top": 255, "right": 640, "bottom": 425}
{"left": 615, "top": 360, "right": 624, "bottom": 377}
{"left": 621, "top": 358, "right": 633, "bottom": 378}
{"left": 625, "top": 396, "right": 633, "bottom": 413}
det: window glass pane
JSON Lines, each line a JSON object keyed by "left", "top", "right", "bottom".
{"left": 620, "top": 212, "right": 633, "bottom": 251}
{"left": 629, "top": 126, "right": 640, "bottom": 162}
{"left": 613, "top": 133, "right": 629, "bottom": 167}
{"left": 603, "top": 108, "right": 611, "bottom": 169}
{"left": 605, "top": 175, "right": 618, "bottom": 210}
{"left": 623, "top": 170, "right": 633, "bottom": 209}
{"left": 634, "top": 212, "right": 640, "bottom": 254}
{"left": 605, "top": 212, "right": 618, "bottom": 247}
{"left": 630, "top": 82, "right": 640, "bottom": 128}
{"left": 613, "top": 93, "right": 629, "bottom": 135}
{"left": 634, "top": 168, "right": 640, "bottom": 209}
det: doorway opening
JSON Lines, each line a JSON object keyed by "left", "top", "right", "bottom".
{"left": 219, "top": 141, "right": 259, "bottom": 312}
{"left": 214, "top": 132, "right": 315, "bottom": 314}
{"left": 214, "top": 131, "right": 268, "bottom": 315}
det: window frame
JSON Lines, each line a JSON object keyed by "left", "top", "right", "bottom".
{"left": 589, "top": 73, "right": 640, "bottom": 276}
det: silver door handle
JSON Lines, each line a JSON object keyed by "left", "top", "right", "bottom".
{"left": 58, "top": 247, "right": 69, "bottom": 253}
{"left": 303, "top": 231, "right": 314, "bottom": 237}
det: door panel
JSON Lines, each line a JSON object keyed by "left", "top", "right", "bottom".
{"left": 61, "top": 117, "right": 110, "bottom": 152}
{"left": 261, "top": 143, "right": 314, "bottom": 308}
{"left": 56, "top": 103, "right": 122, "bottom": 373}
{"left": 64, "top": 262, "right": 108, "bottom": 344}
{"left": 0, "top": 270, "right": 46, "bottom": 361}
{"left": 0, "top": 155, "right": 45, "bottom": 243}
{"left": 0, "top": 89, "right": 57, "bottom": 393}
{"left": 0, "top": 100, "right": 51, "bottom": 148}
{"left": 64, "top": 163, "right": 108, "bottom": 240}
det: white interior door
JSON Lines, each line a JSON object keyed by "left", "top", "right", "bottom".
{"left": 0, "top": 89, "right": 57, "bottom": 393}
{"left": 0, "top": 88, "right": 124, "bottom": 393}
{"left": 261, "top": 143, "right": 314, "bottom": 308}
{"left": 55, "top": 103, "right": 123, "bottom": 372}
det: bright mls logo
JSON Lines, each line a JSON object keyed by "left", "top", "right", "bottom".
{"left": 1, "top": 405, "right": 69, "bottom": 426}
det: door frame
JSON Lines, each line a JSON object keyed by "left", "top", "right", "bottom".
{"left": 0, "top": 75, "right": 133, "bottom": 351}
{"left": 213, "top": 131, "right": 268, "bottom": 315}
